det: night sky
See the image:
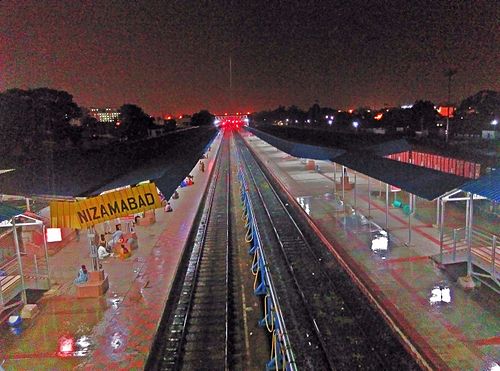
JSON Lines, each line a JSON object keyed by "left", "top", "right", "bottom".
{"left": 1, "top": 0, "right": 498, "bottom": 115}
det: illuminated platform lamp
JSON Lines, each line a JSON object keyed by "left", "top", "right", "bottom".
{"left": 46, "top": 228, "right": 62, "bottom": 242}
{"left": 58, "top": 335, "right": 75, "bottom": 357}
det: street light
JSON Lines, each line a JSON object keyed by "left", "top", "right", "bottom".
{"left": 353, "top": 121, "right": 359, "bottom": 129}
{"left": 491, "top": 119, "right": 498, "bottom": 127}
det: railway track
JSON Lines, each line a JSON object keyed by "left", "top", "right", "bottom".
{"left": 235, "top": 132, "right": 419, "bottom": 370}
{"left": 156, "top": 134, "right": 231, "bottom": 370}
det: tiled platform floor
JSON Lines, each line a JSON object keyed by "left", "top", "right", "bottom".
{"left": 0, "top": 132, "right": 222, "bottom": 370}
{"left": 242, "top": 131, "right": 499, "bottom": 370}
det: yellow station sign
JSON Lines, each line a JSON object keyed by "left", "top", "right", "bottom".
{"left": 50, "top": 182, "right": 162, "bottom": 229}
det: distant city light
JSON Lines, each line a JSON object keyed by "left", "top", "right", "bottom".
{"left": 328, "top": 120, "right": 333, "bottom": 125}
{"left": 401, "top": 104, "right": 413, "bottom": 109}
{"left": 352, "top": 121, "right": 359, "bottom": 128}
{"left": 348, "top": 109, "right": 354, "bottom": 114}
{"left": 491, "top": 119, "right": 498, "bottom": 126}
{"left": 307, "top": 119, "right": 311, "bottom": 123}
{"left": 374, "top": 113, "right": 383, "bottom": 120}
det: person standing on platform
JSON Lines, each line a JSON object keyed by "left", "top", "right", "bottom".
{"left": 199, "top": 161, "right": 205, "bottom": 172}
{"left": 164, "top": 202, "right": 173, "bottom": 212}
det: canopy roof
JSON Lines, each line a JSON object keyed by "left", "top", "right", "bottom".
{"left": 0, "top": 128, "right": 216, "bottom": 200}
{"left": 248, "top": 127, "right": 471, "bottom": 201}
{"left": 0, "top": 204, "right": 24, "bottom": 223}
{"left": 460, "top": 168, "right": 500, "bottom": 202}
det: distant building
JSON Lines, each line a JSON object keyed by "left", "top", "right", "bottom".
{"left": 177, "top": 115, "right": 192, "bottom": 127}
{"left": 437, "top": 105, "right": 455, "bottom": 118}
{"left": 153, "top": 117, "right": 166, "bottom": 126}
{"left": 89, "top": 108, "right": 120, "bottom": 123}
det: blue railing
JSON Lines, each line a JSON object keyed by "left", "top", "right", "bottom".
{"left": 238, "top": 167, "right": 298, "bottom": 371}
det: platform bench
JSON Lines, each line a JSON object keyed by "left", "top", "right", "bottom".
{"left": 76, "top": 274, "right": 109, "bottom": 298}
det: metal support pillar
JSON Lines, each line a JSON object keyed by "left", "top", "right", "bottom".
{"left": 491, "top": 236, "right": 496, "bottom": 278}
{"left": 439, "top": 198, "right": 445, "bottom": 263}
{"left": 436, "top": 197, "right": 441, "bottom": 227}
{"left": 408, "top": 194, "right": 414, "bottom": 246}
{"left": 385, "top": 183, "right": 389, "bottom": 229}
{"left": 87, "top": 227, "right": 98, "bottom": 272}
{"left": 12, "top": 218, "right": 27, "bottom": 305}
{"left": 353, "top": 171, "right": 357, "bottom": 209}
{"left": 466, "top": 192, "right": 474, "bottom": 276}
{"left": 368, "top": 176, "right": 371, "bottom": 217}
{"left": 333, "top": 162, "right": 337, "bottom": 197}
{"left": 465, "top": 197, "right": 470, "bottom": 233}
{"left": 42, "top": 224, "right": 51, "bottom": 288}
{"left": 341, "top": 166, "right": 345, "bottom": 203}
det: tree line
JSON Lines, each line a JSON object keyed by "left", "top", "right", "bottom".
{"left": 251, "top": 90, "right": 499, "bottom": 135}
{"left": 0, "top": 87, "right": 215, "bottom": 157}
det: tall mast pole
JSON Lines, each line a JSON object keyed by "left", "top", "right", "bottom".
{"left": 229, "top": 56, "right": 232, "bottom": 90}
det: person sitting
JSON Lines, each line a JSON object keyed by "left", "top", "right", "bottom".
{"left": 118, "top": 244, "right": 131, "bottom": 259}
{"left": 98, "top": 244, "right": 111, "bottom": 259}
{"left": 172, "top": 190, "right": 179, "bottom": 199}
{"left": 99, "top": 234, "right": 111, "bottom": 253}
{"left": 74, "top": 265, "right": 88, "bottom": 284}
{"left": 127, "top": 237, "right": 138, "bottom": 251}
{"left": 109, "top": 226, "right": 124, "bottom": 249}
{"left": 164, "top": 202, "right": 173, "bottom": 212}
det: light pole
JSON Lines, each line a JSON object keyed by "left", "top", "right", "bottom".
{"left": 444, "top": 68, "right": 458, "bottom": 143}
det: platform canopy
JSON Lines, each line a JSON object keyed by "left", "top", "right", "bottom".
{"left": 0, "top": 204, "right": 24, "bottom": 223}
{"left": 333, "top": 153, "right": 470, "bottom": 201}
{"left": 248, "top": 127, "right": 471, "bottom": 201}
{"left": 460, "top": 168, "right": 500, "bottom": 202}
{"left": 0, "top": 128, "right": 215, "bottom": 200}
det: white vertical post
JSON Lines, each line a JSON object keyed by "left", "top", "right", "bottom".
{"left": 492, "top": 235, "right": 497, "bottom": 277}
{"left": 385, "top": 183, "right": 389, "bottom": 229}
{"left": 42, "top": 224, "right": 51, "bottom": 288}
{"left": 439, "top": 199, "right": 445, "bottom": 263}
{"left": 436, "top": 197, "right": 441, "bottom": 227}
{"left": 341, "top": 165, "right": 345, "bottom": 202}
{"left": 408, "top": 194, "right": 413, "bottom": 245}
{"left": 466, "top": 193, "right": 474, "bottom": 276}
{"left": 465, "top": 197, "right": 470, "bottom": 232}
{"left": 368, "top": 176, "right": 371, "bottom": 217}
{"left": 353, "top": 171, "right": 357, "bottom": 209}
{"left": 333, "top": 162, "right": 337, "bottom": 197}
{"left": 12, "top": 218, "right": 27, "bottom": 305}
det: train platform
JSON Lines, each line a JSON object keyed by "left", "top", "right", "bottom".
{"left": 0, "top": 132, "right": 223, "bottom": 370}
{"left": 241, "top": 131, "right": 500, "bottom": 370}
